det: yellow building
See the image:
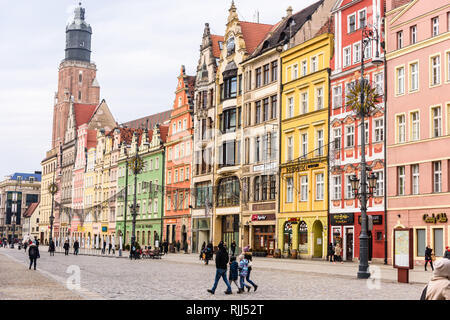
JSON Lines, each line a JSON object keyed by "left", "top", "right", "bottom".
{"left": 83, "top": 147, "right": 96, "bottom": 247}
{"left": 279, "top": 32, "right": 333, "bottom": 259}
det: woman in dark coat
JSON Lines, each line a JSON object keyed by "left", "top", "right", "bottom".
{"left": 230, "top": 241, "right": 237, "bottom": 256}
{"left": 425, "top": 245, "right": 434, "bottom": 271}
{"left": 48, "top": 240, "right": 55, "bottom": 256}
{"left": 28, "top": 241, "right": 40, "bottom": 270}
{"left": 63, "top": 240, "right": 70, "bottom": 256}
{"left": 327, "top": 243, "right": 334, "bottom": 262}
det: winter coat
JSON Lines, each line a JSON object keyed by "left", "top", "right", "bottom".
{"left": 425, "top": 247, "right": 433, "bottom": 261}
{"left": 244, "top": 253, "right": 253, "bottom": 271}
{"left": 63, "top": 242, "right": 69, "bottom": 250}
{"left": 327, "top": 244, "right": 335, "bottom": 255}
{"left": 229, "top": 261, "right": 239, "bottom": 281}
{"left": 425, "top": 258, "right": 450, "bottom": 300}
{"left": 215, "top": 246, "right": 229, "bottom": 270}
{"left": 48, "top": 242, "right": 55, "bottom": 252}
{"left": 28, "top": 244, "right": 40, "bottom": 259}
{"left": 74, "top": 241, "right": 79, "bottom": 249}
{"left": 239, "top": 258, "right": 249, "bottom": 277}
{"left": 335, "top": 245, "right": 342, "bottom": 256}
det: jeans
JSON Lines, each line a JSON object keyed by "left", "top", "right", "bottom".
{"left": 29, "top": 258, "right": 37, "bottom": 270}
{"left": 240, "top": 275, "right": 251, "bottom": 290}
{"left": 425, "top": 260, "right": 434, "bottom": 270}
{"left": 64, "top": 249, "right": 69, "bottom": 255}
{"left": 211, "top": 269, "right": 232, "bottom": 293}
{"left": 245, "top": 269, "right": 257, "bottom": 287}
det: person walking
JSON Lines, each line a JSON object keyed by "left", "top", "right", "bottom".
{"left": 334, "top": 243, "right": 343, "bottom": 264}
{"left": 230, "top": 241, "right": 237, "bottom": 257}
{"left": 63, "top": 240, "right": 70, "bottom": 256}
{"left": 108, "top": 242, "right": 112, "bottom": 255}
{"left": 28, "top": 241, "right": 40, "bottom": 270}
{"left": 102, "top": 240, "right": 106, "bottom": 254}
{"left": 327, "top": 243, "right": 334, "bottom": 263}
{"left": 425, "top": 245, "right": 434, "bottom": 271}
{"left": 48, "top": 240, "right": 55, "bottom": 256}
{"left": 73, "top": 240, "right": 79, "bottom": 255}
{"left": 200, "top": 241, "right": 206, "bottom": 260}
{"left": 23, "top": 240, "right": 28, "bottom": 253}
{"left": 243, "top": 249, "right": 258, "bottom": 291}
{"left": 163, "top": 241, "right": 168, "bottom": 255}
{"left": 422, "top": 258, "right": 450, "bottom": 300}
{"left": 238, "top": 254, "right": 251, "bottom": 293}
{"left": 229, "top": 256, "right": 240, "bottom": 291}
{"left": 207, "top": 241, "right": 232, "bottom": 295}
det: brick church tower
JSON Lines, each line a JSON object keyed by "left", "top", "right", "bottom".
{"left": 52, "top": 3, "right": 100, "bottom": 148}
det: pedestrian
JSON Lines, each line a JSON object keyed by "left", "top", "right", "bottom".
{"left": 425, "top": 245, "right": 434, "bottom": 271}
{"left": 243, "top": 248, "right": 258, "bottom": 291}
{"left": 102, "top": 240, "right": 106, "bottom": 254}
{"left": 327, "top": 243, "right": 334, "bottom": 263}
{"left": 206, "top": 242, "right": 213, "bottom": 265}
{"left": 176, "top": 240, "right": 181, "bottom": 252}
{"left": 229, "top": 256, "right": 240, "bottom": 291}
{"left": 48, "top": 240, "right": 55, "bottom": 256}
{"left": 200, "top": 241, "right": 206, "bottom": 260}
{"left": 28, "top": 241, "right": 40, "bottom": 270}
{"left": 207, "top": 241, "right": 232, "bottom": 295}
{"left": 23, "top": 240, "right": 28, "bottom": 253}
{"left": 35, "top": 239, "right": 39, "bottom": 247}
{"left": 63, "top": 240, "right": 70, "bottom": 256}
{"left": 108, "top": 242, "right": 112, "bottom": 255}
{"left": 444, "top": 246, "right": 450, "bottom": 260}
{"left": 73, "top": 240, "right": 79, "bottom": 255}
{"left": 231, "top": 240, "right": 237, "bottom": 257}
{"left": 163, "top": 241, "right": 168, "bottom": 255}
{"left": 421, "top": 258, "right": 450, "bottom": 300}
{"left": 130, "top": 243, "right": 136, "bottom": 260}
{"left": 238, "top": 254, "right": 251, "bottom": 293}
{"left": 334, "top": 243, "right": 343, "bottom": 264}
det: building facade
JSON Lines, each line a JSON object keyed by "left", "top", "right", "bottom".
{"left": 386, "top": 0, "right": 450, "bottom": 265}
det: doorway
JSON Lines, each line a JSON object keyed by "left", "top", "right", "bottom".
{"left": 344, "top": 227, "right": 354, "bottom": 261}
{"left": 368, "top": 230, "right": 373, "bottom": 261}
{"left": 312, "top": 220, "right": 323, "bottom": 258}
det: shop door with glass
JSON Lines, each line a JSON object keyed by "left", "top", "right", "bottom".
{"left": 345, "top": 228, "right": 353, "bottom": 261}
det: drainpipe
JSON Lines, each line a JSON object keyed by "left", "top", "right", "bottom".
{"left": 383, "top": 53, "right": 388, "bottom": 265}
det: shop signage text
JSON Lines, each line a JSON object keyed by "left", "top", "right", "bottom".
{"left": 286, "top": 163, "right": 320, "bottom": 174}
{"left": 422, "top": 213, "right": 448, "bottom": 224}
{"left": 330, "top": 213, "right": 354, "bottom": 225}
{"left": 251, "top": 214, "right": 276, "bottom": 221}
{"left": 358, "top": 215, "right": 382, "bottom": 225}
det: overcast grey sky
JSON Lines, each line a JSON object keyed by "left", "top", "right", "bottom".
{"left": 0, "top": 0, "right": 317, "bottom": 179}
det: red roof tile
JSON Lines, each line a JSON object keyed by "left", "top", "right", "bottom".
{"left": 86, "top": 129, "right": 97, "bottom": 149}
{"left": 159, "top": 124, "right": 169, "bottom": 143}
{"left": 24, "top": 202, "right": 39, "bottom": 218}
{"left": 74, "top": 103, "right": 97, "bottom": 128}
{"left": 240, "top": 21, "right": 274, "bottom": 55}
{"left": 211, "top": 34, "right": 224, "bottom": 58}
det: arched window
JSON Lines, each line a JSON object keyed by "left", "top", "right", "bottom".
{"left": 283, "top": 222, "right": 292, "bottom": 251}
{"left": 298, "top": 221, "right": 308, "bottom": 253}
{"left": 217, "top": 176, "right": 240, "bottom": 207}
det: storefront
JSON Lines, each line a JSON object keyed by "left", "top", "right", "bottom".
{"left": 250, "top": 214, "right": 275, "bottom": 256}
{"left": 192, "top": 217, "right": 211, "bottom": 253}
{"left": 330, "top": 213, "right": 354, "bottom": 261}
{"left": 221, "top": 214, "right": 239, "bottom": 250}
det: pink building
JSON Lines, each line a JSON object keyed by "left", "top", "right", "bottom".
{"left": 386, "top": 0, "right": 450, "bottom": 265}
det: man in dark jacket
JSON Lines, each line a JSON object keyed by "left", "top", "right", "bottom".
{"left": 207, "top": 241, "right": 232, "bottom": 295}
{"left": 28, "top": 241, "right": 40, "bottom": 270}
{"left": 230, "top": 241, "right": 237, "bottom": 257}
{"left": 425, "top": 245, "right": 434, "bottom": 271}
{"left": 73, "top": 240, "right": 79, "bottom": 255}
{"left": 63, "top": 240, "right": 70, "bottom": 256}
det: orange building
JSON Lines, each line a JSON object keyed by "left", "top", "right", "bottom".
{"left": 163, "top": 66, "right": 195, "bottom": 251}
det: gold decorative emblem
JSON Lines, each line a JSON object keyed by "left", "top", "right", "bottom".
{"left": 48, "top": 183, "right": 58, "bottom": 195}
{"left": 129, "top": 156, "right": 144, "bottom": 174}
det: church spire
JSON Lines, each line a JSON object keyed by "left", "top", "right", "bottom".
{"left": 65, "top": 3, "right": 92, "bottom": 62}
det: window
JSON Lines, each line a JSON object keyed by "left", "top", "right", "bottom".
{"left": 301, "top": 60, "right": 307, "bottom": 76}
{"left": 78, "top": 91, "right": 82, "bottom": 101}
{"left": 432, "top": 106, "right": 442, "bottom": 137}
{"left": 227, "top": 37, "right": 235, "bottom": 55}
{"left": 410, "top": 62, "right": 419, "bottom": 91}
{"left": 353, "top": 43, "right": 361, "bottom": 63}
{"left": 397, "top": 114, "right": 406, "bottom": 143}
{"left": 271, "top": 95, "right": 277, "bottom": 119}
{"left": 346, "top": 176, "right": 354, "bottom": 199}
{"left": 221, "top": 108, "right": 236, "bottom": 133}
{"left": 412, "top": 164, "right": 419, "bottom": 195}
{"left": 286, "top": 177, "right": 293, "bottom": 203}
{"left": 397, "top": 31, "right": 403, "bottom": 49}
{"left": 271, "top": 60, "right": 278, "bottom": 82}
{"left": 301, "top": 133, "right": 308, "bottom": 158}
{"left": 411, "top": 111, "right": 420, "bottom": 141}
{"left": 361, "top": 121, "right": 369, "bottom": 145}
{"left": 223, "top": 76, "right": 237, "bottom": 99}
{"left": 287, "top": 136, "right": 293, "bottom": 161}
{"left": 255, "top": 101, "right": 261, "bottom": 124}
{"left": 346, "top": 125, "right": 354, "bottom": 147}
{"left": 398, "top": 166, "right": 405, "bottom": 195}
{"left": 300, "top": 175, "right": 308, "bottom": 201}
{"left": 364, "top": 39, "right": 372, "bottom": 60}
{"left": 316, "top": 129, "right": 324, "bottom": 157}
{"left": 397, "top": 67, "right": 405, "bottom": 94}
{"left": 316, "top": 173, "right": 324, "bottom": 200}
{"left": 255, "top": 136, "right": 261, "bottom": 162}
{"left": 292, "top": 64, "right": 298, "bottom": 80}
{"left": 172, "top": 123, "right": 176, "bottom": 134}
{"left": 167, "top": 171, "right": 172, "bottom": 184}
{"left": 301, "top": 92, "right": 308, "bottom": 114}
{"left": 311, "top": 57, "right": 318, "bottom": 73}
{"left": 344, "top": 47, "right": 351, "bottom": 67}
{"left": 269, "top": 175, "right": 276, "bottom": 200}
{"left": 155, "top": 158, "right": 159, "bottom": 169}
{"left": 375, "top": 171, "right": 384, "bottom": 197}
{"left": 416, "top": 229, "right": 426, "bottom": 256}
{"left": 254, "top": 177, "right": 260, "bottom": 201}
{"left": 432, "top": 17, "right": 439, "bottom": 36}
{"left": 433, "top": 228, "right": 444, "bottom": 257}
{"left": 372, "top": 118, "right": 383, "bottom": 143}
{"left": 316, "top": 87, "right": 323, "bottom": 110}
{"left": 186, "top": 167, "right": 189, "bottom": 180}
{"left": 333, "top": 176, "right": 341, "bottom": 200}
{"left": 178, "top": 120, "right": 182, "bottom": 130}
{"left": 410, "top": 25, "right": 417, "bottom": 44}
{"left": 333, "top": 128, "right": 341, "bottom": 150}
{"left": 287, "top": 97, "right": 294, "bottom": 118}
{"left": 183, "top": 119, "right": 187, "bottom": 130}
{"left": 154, "top": 199, "right": 158, "bottom": 213}
{"left": 256, "top": 67, "right": 262, "bottom": 88}
{"left": 358, "top": 9, "right": 366, "bottom": 29}
{"left": 263, "top": 98, "right": 269, "bottom": 122}
{"left": 261, "top": 175, "right": 268, "bottom": 201}
{"left": 348, "top": 14, "right": 356, "bottom": 33}
{"left": 431, "top": 55, "right": 441, "bottom": 86}
{"left": 433, "top": 161, "right": 442, "bottom": 193}
{"left": 263, "top": 64, "right": 270, "bottom": 85}
{"left": 333, "top": 86, "right": 342, "bottom": 108}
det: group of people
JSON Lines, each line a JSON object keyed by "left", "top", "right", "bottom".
{"left": 207, "top": 241, "right": 258, "bottom": 295}
{"left": 326, "top": 242, "right": 343, "bottom": 264}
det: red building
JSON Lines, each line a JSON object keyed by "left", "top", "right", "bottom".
{"left": 163, "top": 66, "right": 195, "bottom": 251}
{"left": 329, "top": 0, "right": 386, "bottom": 263}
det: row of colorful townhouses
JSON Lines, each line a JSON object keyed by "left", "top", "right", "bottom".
{"left": 37, "top": 0, "right": 450, "bottom": 265}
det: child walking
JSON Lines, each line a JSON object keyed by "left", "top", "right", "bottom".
{"left": 229, "top": 256, "right": 240, "bottom": 291}
{"left": 238, "top": 255, "right": 251, "bottom": 293}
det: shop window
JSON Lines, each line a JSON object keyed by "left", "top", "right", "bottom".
{"left": 298, "top": 221, "right": 308, "bottom": 253}
{"left": 416, "top": 229, "right": 425, "bottom": 256}
{"left": 283, "top": 222, "right": 292, "bottom": 251}
{"left": 376, "top": 232, "right": 383, "bottom": 241}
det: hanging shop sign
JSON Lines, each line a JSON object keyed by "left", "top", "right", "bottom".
{"left": 358, "top": 215, "right": 383, "bottom": 225}
{"left": 251, "top": 214, "right": 276, "bottom": 222}
{"left": 422, "top": 213, "right": 448, "bottom": 224}
{"left": 287, "top": 217, "right": 300, "bottom": 224}
{"left": 286, "top": 163, "right": 321, "bottom": 174}
{"left": 330, "top": 213, "right": 354, "bottom": 225}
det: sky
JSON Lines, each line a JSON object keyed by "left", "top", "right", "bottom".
{"left": 0, "top": 0, "right": 317, "bottom": 179}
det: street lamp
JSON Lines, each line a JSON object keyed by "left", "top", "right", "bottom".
{"left": 349, "top": 21, "right": 382, "bottom": 279}
{"left": 48, "top": 172, "right": 58, "bottom": 250}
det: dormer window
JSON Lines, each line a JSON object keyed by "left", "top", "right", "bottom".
{"left": 218, "top": 41, "right": 223, "bottom": 50}
{"left": 227, "top": 37, "right": 235, "bottom": 56}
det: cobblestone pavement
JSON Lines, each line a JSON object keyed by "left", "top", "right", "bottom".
{"left": 0, "top": 247, "right": 425, "bottom": 300}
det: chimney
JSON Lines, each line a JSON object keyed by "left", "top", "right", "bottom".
{"left": 286, "top": 6, "right": 293, "bottom": 17}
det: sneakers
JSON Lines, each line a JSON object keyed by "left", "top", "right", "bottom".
{"left": 207, "top": 289, "right": 214, "bottom": 294}
{"left": 254, "top": 285, "right": 258, "bottom": 292}
{"left": 247, "top": 286, "right": 251, "bottom": 292}
{"left": 224, "top": 290, "right": 232, "bottom": 295}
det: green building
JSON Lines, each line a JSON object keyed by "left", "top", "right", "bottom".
{"left": 116, "top": 124, "right": 169, "bottom": 249}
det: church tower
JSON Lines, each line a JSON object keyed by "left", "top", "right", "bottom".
{"left": 52, "top": 3, "right": 100, "bottom": 148}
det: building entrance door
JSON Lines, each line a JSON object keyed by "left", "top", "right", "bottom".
{"left": 345, "top": 227, "right": 353, "bottom": 261}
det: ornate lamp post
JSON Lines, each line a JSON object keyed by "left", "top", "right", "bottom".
{"left": 348, "top": 22, "right": 383, "bottom": 279}
{"left": 48, "top": 172, "right": 58, "bottom": 248}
